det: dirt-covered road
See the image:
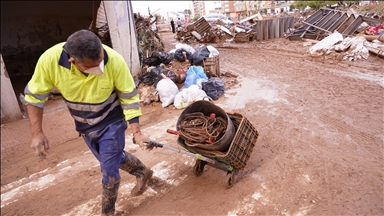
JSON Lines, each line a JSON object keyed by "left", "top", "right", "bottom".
{"left": 1, "top": 31, "right": 383, "bottom": 215}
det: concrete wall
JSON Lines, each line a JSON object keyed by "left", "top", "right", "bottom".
{"left": 1, "top": 54, "right": 22, "bottom": 123}
{"left": 103, "top": 1, "right": 140, "bottom": 77}
{"left": 1, "top": 1, "right": 99, "bottom": 77}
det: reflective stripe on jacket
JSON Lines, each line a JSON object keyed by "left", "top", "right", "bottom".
{"left": 23, "top": 42, "right": 141, "bottom": 133}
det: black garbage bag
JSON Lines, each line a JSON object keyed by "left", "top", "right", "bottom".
{"left": 143, "top": 56, "right": 161, "bottom": 67}
{"left": 174, "top": 48, "right": 192, "bottom": 62}
{"left": 140, "top": 64, "right": 178, "bottom": 86}
{"left": 143, "top": 52, "right": 174, "bottom": 66}
{"left": 152, "top": 52, "right": 174, "bottom": 65}
{"left": 152, "top": 67, "right": 176, "bottom": 86}
{"left": 160, "top": 69, "right": 177, "bottom": 83}
{"left": 191, "top": 46, "right": 210, "bottom": 65}
{"left": 202, "top": 77, "right": 225, "bottom": 100}
{"left": 138, "top": 69, "right": 159, "bottom": 85}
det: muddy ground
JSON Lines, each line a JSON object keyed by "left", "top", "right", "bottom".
{"left": 1, "top": 30, "right": 383, "bottom": 216}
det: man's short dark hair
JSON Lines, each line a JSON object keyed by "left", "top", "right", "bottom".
{"left": 65, "top": 29, "right": 102, "bottom": 63}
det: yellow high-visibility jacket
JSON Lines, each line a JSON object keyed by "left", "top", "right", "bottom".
{"left": 23, "top": 42, "right": 142, "bottom": 134}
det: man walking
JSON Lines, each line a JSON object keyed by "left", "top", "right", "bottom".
{"left": 22, "top": 29, "right": 153, "bottom": 216}
{"left": 170, "top": 18, "right": 175, "bottom": 34}
{"left": 177, "top": 17, "right": 182, "bottom": 28}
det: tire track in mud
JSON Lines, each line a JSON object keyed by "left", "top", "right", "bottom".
{"left": 219, "top": 45, "right": 383, "bottom": 215}
{"left": 319, "top": 113, "right": 382, "bottom": 157}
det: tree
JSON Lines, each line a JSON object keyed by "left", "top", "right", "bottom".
{"left": 293, "top": 0, "right": 309, "bottom": 12}
{"left": 292, "top": 0, "right": 362, "bottom": 12}
{"left": 290, "top": 4, "right": 296, "bottom": 11}
{"left": 263, "top": 8, "right": 267, "bottom": 15}
{"left": 307, "top": 1, "right": 327, "bottom": 10}
{"left": 184, "top": 9, "right": 192, "bottom": 17}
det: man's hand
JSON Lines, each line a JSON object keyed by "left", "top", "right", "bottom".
{"left": 26, "top": 104, "right": 48, "bottom": 159}
{"left": 31, "top": 132, "right": 50, "bottom": 159}
{"left": 133, "top": 131, "right": 152, "bottom": 150}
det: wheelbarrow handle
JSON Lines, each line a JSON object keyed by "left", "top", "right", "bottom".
{"left": 132, "top": 138, "right": 234, "bottom": 172}
{"left": 137, "top": 139, "right": 235, "bottom": 172}
{"left": 146, "top": 140, "right": 164, "bottom": 148}
{"left": 132, "top": 138, "right": 163, "bottom": 149}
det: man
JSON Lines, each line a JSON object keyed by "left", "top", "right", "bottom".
{"left": 170, "top": 18, "right": 175, "bottom": 34}
{"left": 177, "top": 17, "right": 182, "bottom": 28}
{"left": 22, "top": 29, "right": 153, "bottom": 216}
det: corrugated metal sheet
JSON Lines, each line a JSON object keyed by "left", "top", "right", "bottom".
{"left": 256, "top": 16, "right": 295, "bottom": 41}
{"left": 288, "top": 8, "right": 380, "bottom": 40}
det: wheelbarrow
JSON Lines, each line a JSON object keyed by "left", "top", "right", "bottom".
{"left": 138, "top": 112, "right": 259, "bottom": 188}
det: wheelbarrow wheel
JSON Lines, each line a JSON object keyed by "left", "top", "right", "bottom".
{"left": 226, "top": 171, "right": 236, "bottom": 189}
{"left": 193, "top": 160, "right": 206, "bottom": 177}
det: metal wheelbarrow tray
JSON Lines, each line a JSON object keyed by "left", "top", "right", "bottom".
{"left": 147, "top": 112, "right": 259, "bottom": 188}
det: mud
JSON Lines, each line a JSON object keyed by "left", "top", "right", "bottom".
{"left": 1, "top": 31, "right": 383, "bottom": 215}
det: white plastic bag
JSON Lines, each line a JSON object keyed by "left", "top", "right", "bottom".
{"left": 207, "top": 45, "right": 219, "bottom": 57}
{"left": 175, "top": 43, "right": 196, "bottom": 54}
{"left": 173, "top": 85, "right": 207, "bottom": 109}
{"left": 156, "top": 75, "right": 179, "bottom": 108}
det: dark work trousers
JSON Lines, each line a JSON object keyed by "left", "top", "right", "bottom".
{"left": 171, "top": 24, "right": 175, "bottom": 33}
{"left": 82, "top": 118, "right": 127, "bottom": 185}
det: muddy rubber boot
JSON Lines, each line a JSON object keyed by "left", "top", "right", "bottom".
{"left": 102, "top": 181, "right": 120, "bottom": 216}
{"left": 120, "top": 151, "right": 153, "bottom": 196}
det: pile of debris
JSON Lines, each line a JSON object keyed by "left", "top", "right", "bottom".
{"left": 287, "top": 8, "right": 380, "bottom": 41}
{"left": 291, "top": 8, "right": 384, "bottom": 61}
{"left": 136, "top": 43, "right": 235, "bottom": 109}
{"left": 176, "top": 17, "right": 255, "bottom": 43}
{"left": 87, "top": 4, "right": 164, "bottom": 66}
{"left": 133, "top": 13, "right": 164, "bottom": 63}
{"left": 176, "top": 14, "right": 298, "bottom": 44}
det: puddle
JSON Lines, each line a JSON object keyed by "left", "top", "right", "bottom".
{"left": 329, "top": 69, "right": 384, "bottom": 87}
{"left": 218, "top": 76, "right": 289, "bottom": 110}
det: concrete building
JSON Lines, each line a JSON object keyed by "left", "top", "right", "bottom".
{"left": 245, "top": 1, "right": 264, "bottom": 16}
{"left": 234, "top": 1, "right": 247, "bottom": 20}
{"left": 221, "top": 0, "right": 236, "bottom": 19}
{"left": 163, "top": 12, "right": 186, "bottom": 23}
{"left": 191, "top": 0, "right": 206, "bottom": 18}
{"left": 264, "top": 1, "right": 294, "bottom": 15}
{"left": 207, "top": 1, "right": 223, "bottom": 14}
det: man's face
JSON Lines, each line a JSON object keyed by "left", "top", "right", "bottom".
{"left": 69, "top": 49, "right": 104, "bottom": 73}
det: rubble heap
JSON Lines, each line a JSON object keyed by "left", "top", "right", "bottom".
{"left": 176, "top": 17, "right": 256, "bottom": 44}
{"left": 134, "top": 13, "right": 164, "bottom": 64}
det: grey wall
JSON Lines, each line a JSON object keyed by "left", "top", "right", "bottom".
{"left": 1, "top": 1, "right": 100, "bottom": 77}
